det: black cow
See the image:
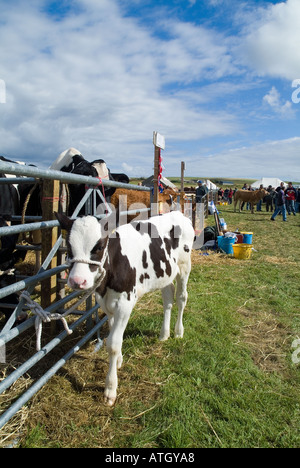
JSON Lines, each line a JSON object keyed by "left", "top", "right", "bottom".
{"left": 0, "top": 156, "right": 20, "bottom": 217}
{"left": 0, "top": 216, "right": 27, "bottom": 324}
{"left": 50, "top": 148, "right": 129, "bottom": 216}
{"left": 0, "top": 155, "right": 42, "bottom": 220}
{"left": 0, "top": 216, "right": 25, "bottom": 270}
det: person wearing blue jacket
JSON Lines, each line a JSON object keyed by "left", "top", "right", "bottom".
{"left": 271, "top": 187, "right": 287, "bottom": 222}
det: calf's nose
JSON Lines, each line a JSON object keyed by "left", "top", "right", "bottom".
{"left": 68, "top": 276, "right": 88, "bottom": 290}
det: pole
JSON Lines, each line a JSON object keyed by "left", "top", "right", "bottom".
{"left": 41, "top": 179, "right": 60, "bottom": 309}
{"left": 152, "top": 132, "right": 165, "bottom": 216}
{"left": 153, "top": 146, "right": 160, "bottom": 215}
{"left": 181, "top": 161, "right": 185, "bottom": 193}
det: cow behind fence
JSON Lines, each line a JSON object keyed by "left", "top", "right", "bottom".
{"left": 50, "top": 148, "right": 129, "bottom": 215}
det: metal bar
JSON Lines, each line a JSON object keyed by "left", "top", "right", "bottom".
{"left": 0, "top": 160, "right": 150, "bottom": 192}
{"left": 72, "top": 188, "right": 94, "bottom": 218}
{"left": 0, "top": 219, "right": 59, "bottom": 237}
{"left": 12, "top": 216, "right": 43, "bottom": 222}
{"left": 0, "top": 304, "right": 101, "bottom": 395}
{"left": 0, "top": 314, "right": 108, "bottom": 430}
{"left": 0, "top": 290, "right": 82, "bottom": 345}
{"left": 0, "top": 207, "right": 151, "bottom": 238}
{"left": 0, "top": 177, "right": 37, "bottom": 185}
{"left": 15, "top": 244, "right": 41, "bottom": 251}
{"left": 0, "top": 234, "right": 64, "bottom": 334}
{"left": 95, "top": 188, "right": 113, "bottom": 214}
{"left": 0, "top": 264, "right": 67, "bottom": 300}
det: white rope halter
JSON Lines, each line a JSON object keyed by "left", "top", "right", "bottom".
{"left": 66, "top": 239, "right": 109, "bottom": 284}
{"left": 67, "top": 236, "right": 109, "bottom": 267}
{"left": 66, "top": 258, "right": 103, "bottom": 267}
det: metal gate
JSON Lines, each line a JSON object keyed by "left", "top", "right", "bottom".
{"left": 0, "top": 160, "right": 151, "bottom": 431}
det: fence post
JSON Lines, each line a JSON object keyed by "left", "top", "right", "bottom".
{"left": 41, "top": 179, "right": 60, "bottom": 309}
{"left": 153, "top": 146, "right": 160, "bottom": 215}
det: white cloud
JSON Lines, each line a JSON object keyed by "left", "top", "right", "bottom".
{"left": 158, "top": 20, "right": 238, "bottom": 82}
{"left": 263, "top": 86, "right": 293, "bottom": 117}
{"left": 0, "top": 0, "right": 299, "bottom": 182}
{"left": 0, "top": 0, "right": 239, "bottom": 173}
{"left": 242, "top": 0, "right": 300, "bottom": 80}
{"left": 191, "top": 137, "right": 300, "bottom": 181}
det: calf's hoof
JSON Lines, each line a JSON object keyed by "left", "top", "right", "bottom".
{"left": 159, "top": 333, "right": 170, "bottom": 342}
{"left": 104, "top": 392, "right": 117, "bottom": 407}
{"left": 174, "top": 324, "right": 184, "bottom": 338}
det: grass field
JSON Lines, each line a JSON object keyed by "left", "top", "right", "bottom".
{"left": 1, "top": 203, "right": 300, "bottom": 448}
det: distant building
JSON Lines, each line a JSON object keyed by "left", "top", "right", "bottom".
{"left": 218, "top": 180, "right": 234, "bottom": 186}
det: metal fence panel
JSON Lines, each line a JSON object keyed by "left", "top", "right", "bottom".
{"left": 0, "top": 159, "right": 151, "bottom": 431}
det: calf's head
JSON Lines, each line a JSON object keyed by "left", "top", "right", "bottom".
{"left": 56, "top": 213, "right": 111, "bottom": 290}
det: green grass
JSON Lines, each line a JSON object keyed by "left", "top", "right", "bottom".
{"left": 2, "top": 205, "right": 300, "bottom": 448}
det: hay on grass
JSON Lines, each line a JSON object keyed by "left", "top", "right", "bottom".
{"left": 239, "top": 308, "right": 291, "bottom": 375}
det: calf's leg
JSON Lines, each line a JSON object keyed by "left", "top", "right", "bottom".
{"left": 104, "top": 304, "right": 132, "bottom": 406}
{"left": 160, "top": 283, "right": 175, "bottom": 341}
{"left": 175, "top": 260, "right": 191, "bottom": 338}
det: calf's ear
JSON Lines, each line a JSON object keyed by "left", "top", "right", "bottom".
{"left": 99, "top": 207, "right": 120, "bottom": 238}
{"left": 55, "top": 212, "right": 74, "bottom": 232}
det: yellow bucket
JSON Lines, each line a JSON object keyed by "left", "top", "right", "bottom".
{"left": 232, "top": 243, "right": 252, "bottom": 260}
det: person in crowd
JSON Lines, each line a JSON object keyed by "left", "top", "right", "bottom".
{"left": 265, "top": 185, "right": 275, "bottom": 212}
{"left": 218, "top": 188, "right": 224, "bottom": 201}
{"left": 228, "top": 188, "right": 233, "bottom": 204}
{"left": 295, "top": 188, "right": 300, "bottom": 213}
{"left": 196, "top": 180, "right": 207, "bottom": 203}
{"left": 274, "top": 182, "right": 285, "bottom": 210}
{"left": 223, "top": 188, "right": 229, "bottom": 201}
{"left": 285, "top": 182, "right": 297, "bottom": 216}
{"left": 271, "top": 186, "right": 287, "bottom": 222}
{"left": 256, "top": 184, "right": 264, "bottom": 211}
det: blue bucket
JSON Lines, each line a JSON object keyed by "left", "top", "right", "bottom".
{"left": 242, "top": 232, "right": 253, "bottom": 244}
{"left": 217, "top": 236, "right": 236, "bottom": 254}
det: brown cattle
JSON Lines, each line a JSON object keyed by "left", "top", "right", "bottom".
{"left": 110, "top": 187, "right": 182, "bottom": 222}
{"left": 234, "top": 188, "right": 268, "bottom": 214}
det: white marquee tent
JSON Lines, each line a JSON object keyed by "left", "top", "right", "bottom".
{"left": 204, "top": 179, "right": 218, "bottom": 190}
{"left": 251, "top": 178, "right": 287, "bottom": 189}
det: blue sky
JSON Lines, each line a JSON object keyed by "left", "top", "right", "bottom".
{"left": 0, "top": 0, "right": 300, "bottom": 181}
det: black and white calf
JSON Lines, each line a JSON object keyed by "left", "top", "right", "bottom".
{"left": 56, "top": 210, "right": 194, "bottom": 406}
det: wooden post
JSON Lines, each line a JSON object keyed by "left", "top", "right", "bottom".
{"left": 180, "top": 161, "right": 185, "bottom": 213}
{"left": 153, "top": 146, "right": 160, "bottom": 215}
{"left": 41, "top": 179, "right": 60, "bottom": 309}
{"left": 180, "top": 161, "right": 185, "bottom": 193}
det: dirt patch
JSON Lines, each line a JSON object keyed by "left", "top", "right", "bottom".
{"left": 239, "top": 308, "right": 290, "bottom": 375}
{"left": 23, "top": 338, "right": 165, "bottom": 447}
{"left": 191, "top": 250, "right": 244, "bottom": 266}
{"left": 0, "top": 316, "right": 166, "bottom": 448}
{"left": 264, "top": 255, "right": 298, "bottom": 267}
